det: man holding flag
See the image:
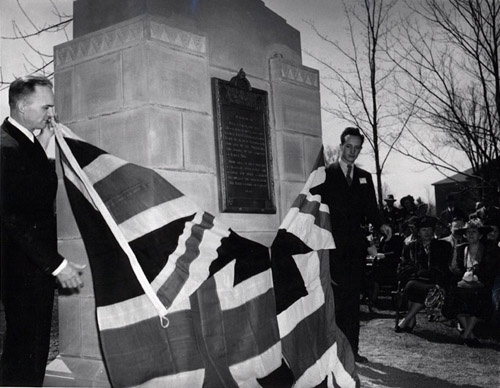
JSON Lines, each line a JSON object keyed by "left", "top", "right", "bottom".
{"left": 0, "top": 76, "right": 86, "bottom": 386}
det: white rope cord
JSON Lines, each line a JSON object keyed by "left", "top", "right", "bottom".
{"left": 54, "top": 124, "right": 169, "bottom": 322}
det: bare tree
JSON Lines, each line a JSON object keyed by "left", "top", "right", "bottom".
{"left": 390, "top": 0, "right": 500, "bottom": 201}
{"left": 0, "top": 0, "right": 72, "bottom": 89}
{"left": 306, "top": 0, "right": 406, "bottom": 208}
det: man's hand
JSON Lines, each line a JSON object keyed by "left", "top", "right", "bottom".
{"left": 36, "top": 116, "right": 56, "bottom": 151}
{"left": 56, "top": 261, "right": 87, "bottom": 289}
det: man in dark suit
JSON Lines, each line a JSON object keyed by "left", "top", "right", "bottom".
{"left": 382, "top": 194, "right": 400, "bottom": 232}
{"left": 1, "top": 76, "right": 85, "bottom": 386}
{"left": 322, "top": 127, "right": 383, "bottom": 363}
{"left": 440, "top": 194, "right": 466, "bottom": 225}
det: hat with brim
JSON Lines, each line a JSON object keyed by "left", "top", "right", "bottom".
{"left": 400, "top": 195, "right": 415, "bottom": 206}
{"left": 457, "top": 220, "right": 492, "bottom": 235}
{"left": 384, "top": 194, "right": 396, "bottom": 202}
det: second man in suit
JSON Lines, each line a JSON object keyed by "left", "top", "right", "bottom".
{"left": 322, "top": 127, "right": 384, "bottom": 363}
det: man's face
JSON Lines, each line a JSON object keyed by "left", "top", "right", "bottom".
{"left": 487, "top": 225, "right": 499, "bottom": 241}
{"left": 340, "top": 134, "right": 362, "bottom": 164}
{"left": 18, "top": 85, "right": 54, "bottom": 132}
{"left": 418, "top": 226, "right": 434, "bottom": 241}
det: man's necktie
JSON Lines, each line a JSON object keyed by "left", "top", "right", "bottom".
{"left": 346, "top": 164, "right": 352, "bottom": 186}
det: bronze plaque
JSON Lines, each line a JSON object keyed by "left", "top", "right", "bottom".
{"left": 212, "top": 77, "right": 276, "bottom": 213}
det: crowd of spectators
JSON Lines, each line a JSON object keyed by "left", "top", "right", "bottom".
{"left": 366, "top": 192, "right": 500, "bottom": 347}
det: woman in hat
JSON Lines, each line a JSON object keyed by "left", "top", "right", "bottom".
{"left": 399, "top": 195, "right": 417, "bottom": 223}
{"left": 484, "top": 218, "right": 500, "bottom": 323}
{"left": 395, "top": 216, "right": 453, "bottom": 333}
{"left": 446, "top": 219, "right": 497, "bottom": 346}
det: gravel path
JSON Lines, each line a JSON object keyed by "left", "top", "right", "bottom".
{"left": 357, "top": 299, "right": 500, "bottom": 388}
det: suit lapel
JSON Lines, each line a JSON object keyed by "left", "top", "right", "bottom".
{"left": 331, "top": 161, "right": 350, "bottom": 188}
{"left": 2, "top": 119, "right": 48, "bottom": 162}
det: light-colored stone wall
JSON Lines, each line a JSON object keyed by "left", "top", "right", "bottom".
{"left": 269, "top": 57, "right": 323, "bottom": 217}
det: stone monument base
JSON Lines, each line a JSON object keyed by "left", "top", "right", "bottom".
{"left": 44, "top": 356, "right": 110, "bottom": 387}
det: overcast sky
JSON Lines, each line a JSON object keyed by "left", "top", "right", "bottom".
{"left": 0, "top": 0, "right": 470, "bottom": 207}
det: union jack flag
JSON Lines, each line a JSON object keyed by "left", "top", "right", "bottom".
{"left": 55, "top": 124, "right": 357, "bottom": 388}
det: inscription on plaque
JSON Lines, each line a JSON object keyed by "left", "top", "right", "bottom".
{"left": 212, "top": 75, "right": 275, "bottom": 213}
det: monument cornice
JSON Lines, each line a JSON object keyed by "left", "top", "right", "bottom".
{"left": 55, "top": 15, "right": 207, "bottom": 69}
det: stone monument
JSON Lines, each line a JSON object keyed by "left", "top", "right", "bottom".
{"left": 45, "top": 0, "right": 323, "bottom": 385}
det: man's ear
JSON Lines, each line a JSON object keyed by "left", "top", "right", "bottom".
{"left": 17, "top": 99, "right": 26, "bottom": 113}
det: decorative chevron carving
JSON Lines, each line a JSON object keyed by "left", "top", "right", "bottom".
{"left": 150, "top": 22, "right": 206, "bottom": 54}
{"left": 279, "top": 62, "right": 319, "bottom": 88}
{"left": 55, "top": 17, "right": 206, "bottom": 69}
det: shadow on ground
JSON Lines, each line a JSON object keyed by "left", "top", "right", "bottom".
{"left": 358, "top": 362, "right": 485, "bottom": 388}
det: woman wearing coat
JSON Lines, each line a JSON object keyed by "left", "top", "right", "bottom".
{"left": 395, "top": 216, "right": 453, "bottom": 333}
{"left": 447, "top": 219, "right": 497, "bottom": 347}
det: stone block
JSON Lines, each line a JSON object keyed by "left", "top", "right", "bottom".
{"left": 148, "top": 108, "right": 184, "bottom": 168}
{"left": 81, "top": 298, "right": 101, "bottom": 358}
{"left": 276, "top": 131, "right": 305, "bottom": 181}
{"left": 272, "top": 83, "right": 322, "bottom": 136}
{"left": 148, "top": 44, "right": 210, "bottom": 113}
{"left": 279, "top": 181, "right": 306, "bottom": 218}
{"left": 64, "top": 120, "right": 100, "bottom": 146}
{"left": 58, "top": 297, "right": 82, "bottom": 357}
{"left": 99, "top": 108, "right": 183, "bottom": 168}
{"left": 54, "top": 69, "right": 75, "bottom": 123}
{"left": 75, "top": 53, "right": 123, "bottom": 119}
{"left": 183, "top": 113, "right": 216, "bottom": 173}
{"left": 157, "top": 170, "right": 218, "bottom": 214}
{"left": 304, "top": 136, "right": 323, "bottom": 174}
{"left": 123, "top": 45, "right": 150, "bottom": 107}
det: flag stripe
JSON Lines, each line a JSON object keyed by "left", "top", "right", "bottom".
{"left": 65, "top": 137, "right": 106, "bottom": 168}
{"left": 93, "top": 163, "right": 184, "bottom": 224}
{"left": 82, "top": 153, "right": 128, "bottom": 185}
{"left": 280, "top": 208, "right": 334, "bottom": 251}
{"left": 294, "top": 343, "right": 356, "bottom": 388}
{"left": 277, "top": 251, "right": 325, "bottom": 337}
{"left": 135, "top": 369, "right": 205, "bottom": 388}
{"left": 156, "top": 212, "right": 218, "bottom": 308}
{"left": 99, "top": 309, "right": 204, "bottom": 387}
{"left": 119, "top": 196, "right": 198, "bottom": 242}
{"left": 128, "top": 215, "right": 194, "bottom": 283}
{"left": 229, "top": 343, "right": 282, "bottom": 388}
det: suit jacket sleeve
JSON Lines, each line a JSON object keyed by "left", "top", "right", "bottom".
{"left": 1, "top": 123, "right": 64, "bottom": 275}
{"left": 2, "top": 214, "right": 64, "bottom": 274}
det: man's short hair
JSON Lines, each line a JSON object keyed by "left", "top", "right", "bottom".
{"left": 340, "top": 127, "right": 365, "bottom": 145}
{"left": 9, "top": 75, "right": 53, "bottom": 110}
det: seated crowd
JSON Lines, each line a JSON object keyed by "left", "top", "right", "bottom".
{"left": 368, "top": 193, "right": 500, "bottom": 347}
